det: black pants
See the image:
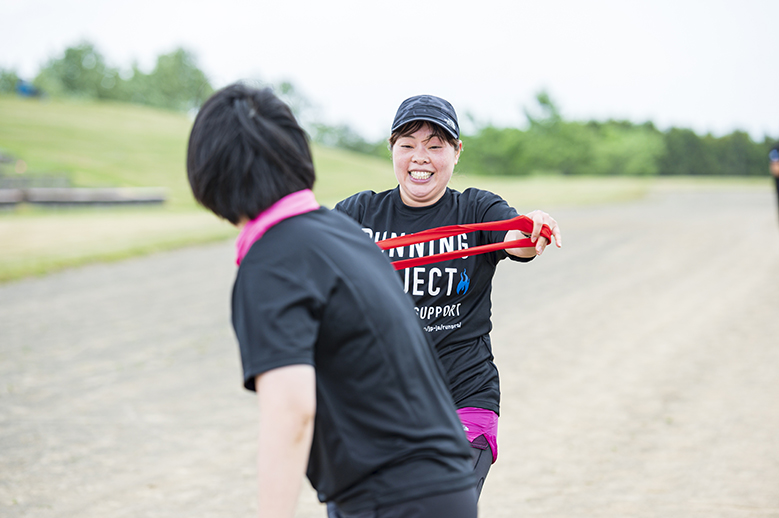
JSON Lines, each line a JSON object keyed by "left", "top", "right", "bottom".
{"left": 326, "top": 487, "right": 477, "bottom": 518}
{"left": 470, "top": 439, "right": 494, "bottom": 499}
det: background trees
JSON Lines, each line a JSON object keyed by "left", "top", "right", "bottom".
{"left": 460, "top": 92, "right": 774, "bottom": 177}
{"left": 30, "top": 42, "right": 212, "bottom": 111}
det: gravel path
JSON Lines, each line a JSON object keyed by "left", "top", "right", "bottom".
{"left": 2, "top": 185, "right": 778, "bottom": 517}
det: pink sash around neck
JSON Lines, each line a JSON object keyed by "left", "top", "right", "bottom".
{"left": 235, "top": 189, "right": 319, "bottom": 266}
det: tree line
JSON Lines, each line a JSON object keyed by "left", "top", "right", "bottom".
{"left": 458, "top": 92, "right": 776, "bottom": 177}
{"left": 2, "top": 42, "right": 213, "bottom": 112}
{"left": 2, "top": 43, "right": 775, "bottom": 176}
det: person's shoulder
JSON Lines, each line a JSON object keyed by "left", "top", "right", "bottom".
{"left": 459, "top": 187, "right": 506, "bottom": 203}
{"left": 238, "top": 212, "right": 342, "bottom": 285}
{"left": 457, "top": 187, "right": 518, "bottom": 221}
{"left": 455, "top": 187, "right": 510, "bottom": 210}
{"left": 281, "top": 208, "right": 358, "bottom": 241}
{"left": 310, "top": 206, "right": 366, "bottom": 234}
{"left": 334, "top": 189, "right": 394, "bottom": 218}
{"left": 244, "top": 210, "right": 330, "bottom": 261}
{"left": 335, "top": 189, "right": 393, "bottom": 207}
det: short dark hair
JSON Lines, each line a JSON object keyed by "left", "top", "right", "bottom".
{"left": 388, "top": 119, "right": 461, "bottom": 150}
{"left": 186, "top": 83, "right": 315, "bottom": 224}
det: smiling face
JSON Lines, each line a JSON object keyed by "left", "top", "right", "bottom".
{"left": 391, "top": 123, "right": 462, "bottom": 207}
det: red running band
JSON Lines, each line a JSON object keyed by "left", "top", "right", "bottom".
{"left": 376, "top": 215, "right": 553, "bottom": 270}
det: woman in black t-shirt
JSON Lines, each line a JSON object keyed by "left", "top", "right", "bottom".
{"left": 336, "top": 94, "right": 563, "bottom": 499}
{"left": 186, "top": 84, "right": 477, "bottom": 518}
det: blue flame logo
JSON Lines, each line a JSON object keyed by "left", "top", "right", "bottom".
{"left": 456, "top": 269, "right": 470, "bottom": 295}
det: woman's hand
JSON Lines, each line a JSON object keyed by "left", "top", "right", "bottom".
{"left": 526, "top": 209, "right": 562, "bottom": 254}
{"left": 504, "top": 210, "right": 562, "bottom": 258}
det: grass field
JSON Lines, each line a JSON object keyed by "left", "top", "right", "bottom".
{"left": 0, "top": 95, "right": 768, "bottom": 283}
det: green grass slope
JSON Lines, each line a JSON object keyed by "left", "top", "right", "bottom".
{"left": 0, "top": 95, "right": 397, "bottom": 207}
{"left": 0, "top": 95, "right": 398, "bottom": 281}
{"left": 1, "top": 95, "right": 197, "bottom": 205}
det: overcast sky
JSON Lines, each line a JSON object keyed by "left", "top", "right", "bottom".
{"left": 2, "top": 0, "right": 777, "bottom": 141}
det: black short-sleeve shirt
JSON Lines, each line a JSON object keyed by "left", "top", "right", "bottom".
{"left": 334, "top": 187, "right": 529, "bottom": 414}
{"left": 231, "top": 208, "right": 474, "bottom": 512}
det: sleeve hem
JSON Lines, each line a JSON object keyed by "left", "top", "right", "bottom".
{"left": 243, "top": 358, "right": 316, "bottom": 391}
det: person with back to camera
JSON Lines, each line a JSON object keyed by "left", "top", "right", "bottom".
{"left": 186, "top": 84, "right": 478, "bottom": 518}
{"left": 334, "top": 94, "right": 563, "bottom": 502}
{"left": 770, "top": 142, "right": 779, "bottom": 222}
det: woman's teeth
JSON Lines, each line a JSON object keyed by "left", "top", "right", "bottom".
{"left": 410, "top": 171, "right": 432, "bottom": 180}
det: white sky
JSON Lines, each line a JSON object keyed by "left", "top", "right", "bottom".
{"left": 1, "top": 0, "right": 777, "bottom": 141}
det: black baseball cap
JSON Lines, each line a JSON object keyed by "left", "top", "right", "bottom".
{"left": 771, "top": 142, "right": 779, "bottom": 162}
{"left": 391, "top": 94, "right": 460, "bottom": 139}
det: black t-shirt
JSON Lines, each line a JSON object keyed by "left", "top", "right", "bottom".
{"left": 334, "top": 187, "right": 529, "bottom": 414}
{"left": 231, "top": 208, "right": 474, "bottom": 512}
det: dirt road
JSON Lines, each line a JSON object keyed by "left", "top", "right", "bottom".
{"left": 2, "top": 184, "right": 778, "bottom": 517}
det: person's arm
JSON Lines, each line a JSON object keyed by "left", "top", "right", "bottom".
{"left": 255, "top": 364, "right": 316, "bottom": 518}
{"left": 504, "top": 209, "right": 563, "bottom": 258}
